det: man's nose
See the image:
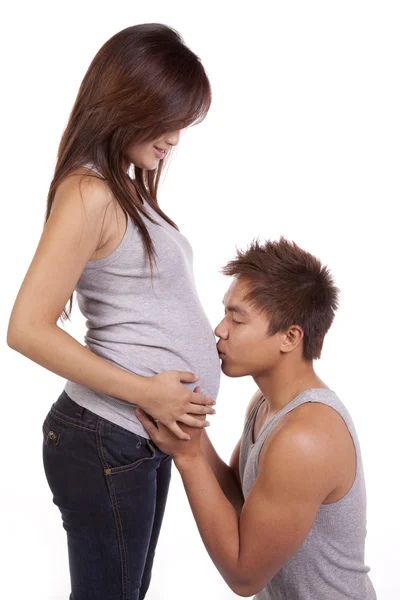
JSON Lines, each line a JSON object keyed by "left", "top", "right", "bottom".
{"left": 215, "top": 319, "right": 228, "bottom": 339}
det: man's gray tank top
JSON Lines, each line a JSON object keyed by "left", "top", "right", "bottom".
{"left": 239, "top": 388, "right": 376, "bottom": 600}
{"left": 64, "top": 166, "right": 221, "bottom": 439}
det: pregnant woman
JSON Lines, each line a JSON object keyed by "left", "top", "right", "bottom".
{"left": 7, "top": 24, "right": 220, "bottom": 600}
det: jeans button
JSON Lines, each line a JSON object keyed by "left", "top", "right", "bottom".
{"left": 47, "top": 430, "right": 59, "bottom": 445}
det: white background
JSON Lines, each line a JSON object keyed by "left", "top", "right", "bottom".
{"left": 1, "top": 1, "right": 399, "bottom": 598}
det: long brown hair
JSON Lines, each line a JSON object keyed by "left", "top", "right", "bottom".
{"left": 222, "top": 238, "right": 340, "bottom": 361}
{"left": 46, "top": 24, "right": 211, "bottom": 320}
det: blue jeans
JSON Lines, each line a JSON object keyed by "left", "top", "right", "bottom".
{"left": 42, "top": 391, "right": 172, "bottom": 600}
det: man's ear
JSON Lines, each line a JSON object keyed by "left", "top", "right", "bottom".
{"left": 280, "top": 325, "right": 304, "bottom": 354}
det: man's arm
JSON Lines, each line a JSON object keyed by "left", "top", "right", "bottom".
{"left": 200, "top": 389, "right": 263, "bottom": 514}
{"left": 175, "top": 412, "right": 339, "bottom": 597}
{"left": 200, "top": 433, "right": 243, "bottom": 514}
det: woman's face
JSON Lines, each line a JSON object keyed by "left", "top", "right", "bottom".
{"left": 126, "top": 130, "right": 181, "bottom": 170}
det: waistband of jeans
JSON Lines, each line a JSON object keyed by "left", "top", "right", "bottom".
{"left": 52, "top": 390, "right": 100, "bottom": 427}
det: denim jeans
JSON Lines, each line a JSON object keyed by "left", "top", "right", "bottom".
{"left": 42, "top": 391, "right": 172, "bottom": 600}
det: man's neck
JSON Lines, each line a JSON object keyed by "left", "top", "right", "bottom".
{"left": 253, "top": 360, "right": 327, "bottom": 414}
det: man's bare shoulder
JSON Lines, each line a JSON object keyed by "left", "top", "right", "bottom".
{"left": 259, "top": 400, "right": 354, "bottom": 482}
{"left": 283, "top": 400, "right": 349, "bottom": 437}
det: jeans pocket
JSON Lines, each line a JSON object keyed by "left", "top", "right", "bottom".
{"left": 99, "top": 421, "right": 156, "bottom": 476}
{"left": 42, "top": 414, "right": 60, "bottom": 446}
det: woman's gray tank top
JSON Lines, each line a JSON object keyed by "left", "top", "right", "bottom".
{"left": 239, "top": 388, "right": 376, "bottom": 600}
{"left": 64, "top": 166, "right": 220, "bottom": 438}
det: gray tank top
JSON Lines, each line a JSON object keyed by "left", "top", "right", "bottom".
{"left": 65, "top": 167, "right": 220, "bottom": 438}
{"left": 239, "top": 388, "right": 376, "bottom": 600}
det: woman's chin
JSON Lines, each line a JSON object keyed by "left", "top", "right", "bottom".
{"left": 129, "top": 157, "right": 159, "bottom": 171}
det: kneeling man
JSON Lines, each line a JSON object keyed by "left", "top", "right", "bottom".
{"left": 137, "top": 237, "right": 376, "bottom": 599}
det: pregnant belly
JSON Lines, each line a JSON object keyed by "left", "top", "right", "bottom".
{"left": 86, "top": 337, "right": 221, "bottom": 400}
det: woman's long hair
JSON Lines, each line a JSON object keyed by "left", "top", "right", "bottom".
{"left": 46, "top": 23, "right": 211, "bottom": 320}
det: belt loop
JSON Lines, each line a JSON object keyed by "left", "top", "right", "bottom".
{"left": 75, "top": 405, "right": 85, "bottom": 418}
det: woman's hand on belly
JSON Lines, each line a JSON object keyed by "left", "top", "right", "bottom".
{"left": 139, "top": 371, "right": 216, "bottom": 440}
{"left": 136, "top": 407, "right": 205, "bottom": 458}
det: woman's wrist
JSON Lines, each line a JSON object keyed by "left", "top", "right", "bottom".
{"left": 110, "top": 368, "right": 152, "bottom": 410}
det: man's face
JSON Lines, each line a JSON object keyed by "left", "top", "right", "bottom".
{"left": 214, "top": 278, "right": 283, "bottom": 378}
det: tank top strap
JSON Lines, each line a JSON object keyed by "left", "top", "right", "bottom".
{"left": 243, "top": 393, "right": 265, "bottom": 441}
{"left": 251, "top": 388, "right": 338, "bottom": 450}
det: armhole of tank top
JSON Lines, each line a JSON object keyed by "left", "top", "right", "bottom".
{"left": 76, "top": 163, "right": 137, "bottom": 269}
{"left": 84, "top": 211, "right": 133, "bottom": 269}
{"left": 243, "top": 394, "right": 265, "bottom": 442}
{"left": 316, "top": 399, "right": 361, "bottom": 508}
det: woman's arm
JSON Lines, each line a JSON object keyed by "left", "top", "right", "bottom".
{"left": 7, "top": 173, "right": 215, "bottom": 439}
